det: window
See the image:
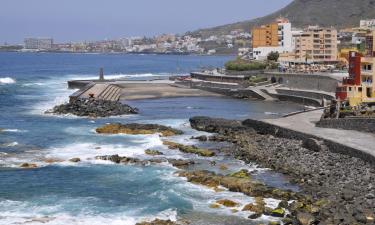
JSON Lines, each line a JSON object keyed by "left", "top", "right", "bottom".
{"left": 358, "top": 87, "right": 362, "bottom": 92}
{"left": 349, "top": 87, "right": 352, "bottom": 91}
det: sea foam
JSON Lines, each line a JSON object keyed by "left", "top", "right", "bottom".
{"left": 0, "top": 77, "right": 16, "bottom": 84}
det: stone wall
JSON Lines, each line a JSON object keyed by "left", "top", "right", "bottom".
{"left": 316, "top": 118, "right": 375, "bottom": 134}
{"left": 260, "top": 72, "right": 339, "bottom": 93}
{"left": 276, "top": 89, "right": 335, "bottom": 100}
{"left": 242, "top": 119, "right": 375, "bottom": 165}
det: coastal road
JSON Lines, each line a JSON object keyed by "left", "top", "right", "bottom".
{"left": 263, "top": 110, "right": 375, "bottom": 159}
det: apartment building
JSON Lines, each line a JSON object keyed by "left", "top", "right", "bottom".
{"left": 293, "top": 26, "right": 338, "bottom": 63}
{"left": 251, "top": 18, "right": 293, "bottom": 60}
{"left": 24, "top": 38, "right": 53, "bottom": 50}
{"left": 336, "top": 32, "right": 375, "bottom": 106}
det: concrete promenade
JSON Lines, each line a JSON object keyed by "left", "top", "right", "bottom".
{"left": 262, "top": 109, "right": 375, "bottom": 159}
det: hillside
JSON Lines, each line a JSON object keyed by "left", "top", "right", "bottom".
{"left": 191, "top": 0, "right": 375, "bottom": 37}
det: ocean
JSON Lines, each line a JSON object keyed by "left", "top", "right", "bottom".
{"left": 0, "top": 52, "right": 302, "bottom": 225}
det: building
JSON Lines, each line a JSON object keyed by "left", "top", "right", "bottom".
{"left": 24, "top": 38, "right": 53, "bottom": 50}
{"left": 336, "top": 32, "right": 375, "bottom": 106}
{"left": 293, "top": 26, "right": 338, "bottom": 63}
{"left": 251, "top": 18, "right": 293, "bottom": 60}
{"left": 360, "top": 19, "right": 375, "bottom": 30}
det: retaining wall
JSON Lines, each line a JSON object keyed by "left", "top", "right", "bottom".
{"left": 242, "top": 119, "right": 375, "bottom": 165}
{"left": 260, "top": 72, "right": 339, "bottom": 93}
{"left": 316, "top": 118, "right": 375, "bottom": 134}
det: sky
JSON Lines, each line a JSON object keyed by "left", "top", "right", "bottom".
{"left": 0, "top": 0, "right": 292, "bottom": 44}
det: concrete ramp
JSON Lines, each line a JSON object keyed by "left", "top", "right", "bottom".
{"left": 70, "top": 83, "right": 122, "bottom": 102}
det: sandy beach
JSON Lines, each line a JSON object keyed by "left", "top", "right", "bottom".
{"left": 115, "top": 80, "right": 221, "bottom": 100}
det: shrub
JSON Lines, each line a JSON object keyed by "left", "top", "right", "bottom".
{"left": 225, "top": 59, "right": 267, "bottom": 71}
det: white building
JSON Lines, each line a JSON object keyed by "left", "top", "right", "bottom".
{"left": 24, "top": 38, "right": 53, "bottom": 50}
{"left": 360, "top": 19, "right": 375, "bottom": 30}
{"left": 251, "top": 18, "right": 293, "bottom": 60}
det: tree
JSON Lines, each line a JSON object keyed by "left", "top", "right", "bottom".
{"left": 267, "top": 51, "right": 279, "bottom": 61}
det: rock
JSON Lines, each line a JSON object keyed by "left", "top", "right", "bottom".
{"left": 168, "top": 159, "right": 195, "bottom": 168}
{"left": 163, "top": 141, "right": 215, "bottom": 157}
{"left": 215, "top": 199, "right": 239, "bottom": 207}
{"left": 177, "top": 170, "right": 295, "bottom": 201}
{"left": 135, "top": 219, "right": 177, "bottom": 225}
{"left": 48, "top": 99, "right": 138, "bottom": 117}
{"left": 69, "top": 158, "right": 81, "bottom": 163}
{"left": 43, "top": 158, "right": 64, "bottom": 163}
{"left": 278, "top": 200, "right": 289, "bottom": 209}
{"left": 297, "top": 212, "right": 315, "bottom": 225}
{"left": 242, "top": 203, "right": 264, "bottom": 214}
{"left": 229, "top": 169, "right": 251, "bottom": 179}
{"left": 219, "top": 164, "right": 228, "bottom": 170}
{"left": 270, "top": 208, "right": 285, "bottom": 217}
{"left": 96, "top": 123, "right": 183, "bottom": 137}
{"left": 301, "top": 138, "right": 323, "bottom": 152}
{"left": 281, "top": 218, "right": 294, "bottom": 225}
{"left": 248, "top": 213, "right": 262, "bottom": 219}
{"left": 192, "top": 135, "right": 208, "bottom": 141}
{"left": 20, "top": 163, "right": 37, "bottom": 168}
{"left": 209, "top": 203, "right": 221, "bottom": 209}
{"left": 145, "top": 149, "right": 163, "bottom": 156}
{"left": 268, "top": 221, "right": 281, "bottom": 225}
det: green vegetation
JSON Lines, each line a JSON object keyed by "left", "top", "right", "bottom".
{"left": 225, "top": 59, "right": 267, "bottom": 71}
{"left": 267, "top": 51, "right": 279, "bottom": 61}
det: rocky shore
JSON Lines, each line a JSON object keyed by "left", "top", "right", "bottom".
{"left": 189, "top": 116, "right": 375, "bottom": 225}
{"left": 96, "top": 123, "right": 183, "bottom": 136}
{"left": 47, "top": 98, "right": 138, "bottom": 117}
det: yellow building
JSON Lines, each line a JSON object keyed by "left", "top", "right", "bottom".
{"left": 294, "top": 26, "right": 338, "bottom": 63}
{"left": 337, "top": 53, "right": 375, "bottom": 106}
{"left": 252, "top": 23, "right": 279, "bottom": 48}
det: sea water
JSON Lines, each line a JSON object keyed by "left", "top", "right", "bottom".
{"left": 0, "top": 53, "right": 302, "bottom": 225}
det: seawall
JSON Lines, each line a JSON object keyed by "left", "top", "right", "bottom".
{"left": 242, "top": 119, "right": 375, "bottom": 165}
{"left": 316, "top": 118, "right": 375, "bottom": 134}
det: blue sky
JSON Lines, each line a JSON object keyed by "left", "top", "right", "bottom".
{"left": 0, "top": 0, "right": 292, "bottom": 44}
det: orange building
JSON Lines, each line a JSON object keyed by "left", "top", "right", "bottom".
{"left": 252, "top": 23, "right": 279, "bottom": 48}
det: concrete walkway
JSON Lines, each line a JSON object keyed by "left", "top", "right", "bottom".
{"left": 263, "top": 110, "right": 375, "bottom": 158}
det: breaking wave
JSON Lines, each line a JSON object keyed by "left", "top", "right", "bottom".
{"left": 0, "top": 77, "right": 16, "bottom": 84}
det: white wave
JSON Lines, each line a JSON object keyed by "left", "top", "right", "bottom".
{"left": 264, "top": 112, "right": 279, "bottom": 115}
{"left": 3, "top": 142, "right": 18, "bottom": 147}
{"left": 1, "top": 129, "right": 28, "bottom": 133}
{"left": 0, "top": 199, "right": 137, "bottom": 225}
{"left": 44, "top": 135, "right": 163, "bottom": 164}
{"left": 68, "top": 73, "right": 170, "bottom": 81}
{"left": 21, "top": 82, "right": 45, "bottom": 87}
{"left": 0, "top": 77, "right": 16, "bottom": 84}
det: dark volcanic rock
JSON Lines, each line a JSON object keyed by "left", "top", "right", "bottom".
{"left": 188, "top": 116, "right": 375, "bottom": 225}
{"left": 302, "top": 138, "right": 324, "bottom": 152}
{"left": 47, "top": 99, "right": 138, "bottom": 117}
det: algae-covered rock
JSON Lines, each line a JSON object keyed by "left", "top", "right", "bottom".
{"left": 219, "top": 164, "right": 228, "bottom": 170}
{"left": 242, "top": 203, "right": 265, "bottom": 214}
{"left": 145, "top": 149, "right": 163, "bottom": 156}
{"left": 271, "top": 207, "right": 285, "bottom": 217}
{"left": 268, "top": 221, "right": 281, "bottom": 225}
{"left": 69, "top": 158, "right": 81, "bottom": 163}
{"left": 229, "top": 169, "right": 251, "bottom": 179}
{"left": 177, "top": 170, "right": 295, "bottom": 201}
{"left": 135, "top": 219, "right": 178, "bottom": 225}
{"left": 216, "top": 199, "right": 239, "bottom": 207}
{"left": 20, "top": 163, "right": 37, "bottom": 168}
{"left": 209, "top": 203, "right": 221, "bottom": 209}
{"left": 163, "top": 141, "right": 215, "bottom": 157}
{"left": 96, "top": 123, "right": 183, "bottom": 137}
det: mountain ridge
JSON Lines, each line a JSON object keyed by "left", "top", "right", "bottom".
{"left": 191, "top": 0, "right": 375, "bottom": 37}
